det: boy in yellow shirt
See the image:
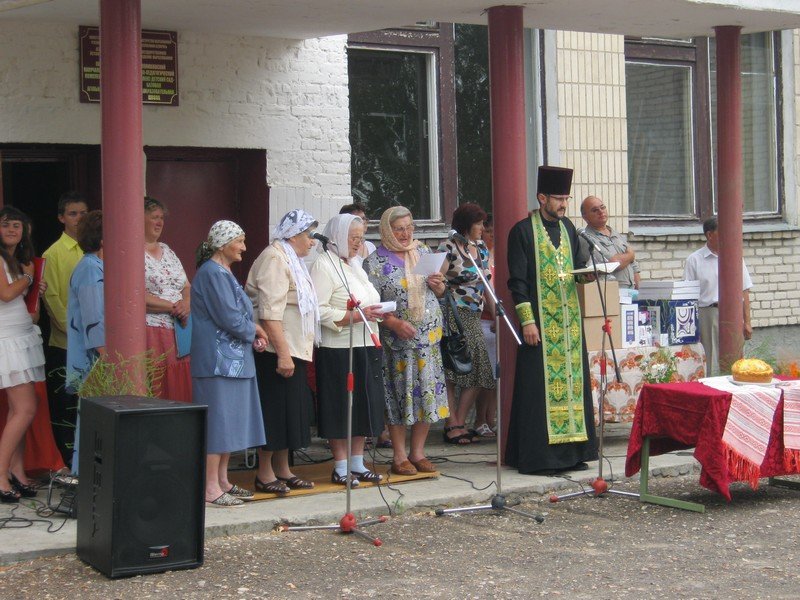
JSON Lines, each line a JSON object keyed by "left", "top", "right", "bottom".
{"left": 42, "top": 191, "right": 87, "bottom": 464}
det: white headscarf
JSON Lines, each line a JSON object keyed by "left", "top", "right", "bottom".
{"left": 318, "top": 213, "right": 364, "bottom": 264}
{"left": 272, "top": 209, "right": 318, "bottom": 241}
{"left": 273, "top": 209, "right": 320, "bottom": 344}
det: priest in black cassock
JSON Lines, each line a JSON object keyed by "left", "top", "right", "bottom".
{"left": 505, "top": 165, "right": 598, "bottom": 475}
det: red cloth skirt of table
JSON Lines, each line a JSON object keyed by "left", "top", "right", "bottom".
{"left": 0, "top": 381, "right": 66, "bottom": 475}
{"left": 625, "top": 381, "right": 793, "bottom": 501}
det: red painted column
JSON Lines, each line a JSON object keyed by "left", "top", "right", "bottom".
{"left": 488, "top": 6, "right": 527, "bottom": 462}
{"left": 714, "top": 26, "right": 744, "bottom": 373}
{"left": 100, "top": 0, "right": 146, "bottom": 367}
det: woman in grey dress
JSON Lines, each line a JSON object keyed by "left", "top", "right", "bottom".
{"left": 192, "top": 220, "right": 268, "bottom": 508}
{"left": 363, "top": 206, "right": 448, "bottom": 477}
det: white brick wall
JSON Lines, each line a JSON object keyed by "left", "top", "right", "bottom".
{"left": 0, "top": 21, "right": 351, "bottom": 217}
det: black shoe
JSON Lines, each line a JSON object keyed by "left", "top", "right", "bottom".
{"left": 331, "top": 470, "right": 359, "bottom": 487}
{"left": 531, "top": 469, "right": 559, "bottom": 477}
{"left": 9, "top": 473, "right": 37, "bottom": 498}
{"left": 572, "top": 462, "right": 590, "bottom": 472}
{"left": 0, "top": 488, "right": 20, "bottom": 503}
{"left": 351, "top": 469, "right": 383, "bottom": 483}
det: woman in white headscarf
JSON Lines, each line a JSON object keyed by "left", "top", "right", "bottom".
{"left": 192, "top": 220, "right": 268, "bottom": 508}
{"left": 246, "top": 209, "right": 319, "bottom": 495}
{"left": 310, "top": 214, "right": 385, "bottom": 486}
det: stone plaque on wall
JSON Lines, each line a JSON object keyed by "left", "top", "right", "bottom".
{"left": 79, "top": 25, "right": 179, "bottom": 106}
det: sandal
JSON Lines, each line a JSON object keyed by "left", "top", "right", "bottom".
{"left": 206, "top": 492, "right": 244, "bottom": 508}
{"left": 443, "top": 424, "right": 472, "bottom": 445}
{"left": 226, "top": 484, "right": 255, "bottom": 500}
{"left": 472, "top": 423, "right": 496, "bottom": 438}
{"left": 254, "top": 477, "right": 290, "bottom": 494}
{"left": 330, "top": 470, "right": 360, "bottom": 487}
{"left": 0, "top": 488, "right": 20, "bottom": 503}
{"left": 276, "top": 475, "right": 315, "bottom": 489}
{"left": 377, "top": 438, "right": 393, "bottom": 449}
{"left": 351, "top": 469, "right": 383, "bottom": 483}
{"left": 9, "top": 473, "right": 37, "bottom": 498}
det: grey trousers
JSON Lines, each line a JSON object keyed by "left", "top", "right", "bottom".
{"left": 699, "top": 306, "right": 719, "bottom": 376}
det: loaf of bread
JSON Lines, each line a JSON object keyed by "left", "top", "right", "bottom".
{"left": 731, "top": 358, "right": 774, "bottom": 383}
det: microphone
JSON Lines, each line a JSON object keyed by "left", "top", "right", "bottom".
{"left": 448, "top": 229, "right": 470, "bottom": 245}
{"left": 312, "top": 232, "right": 332, "bottom": 247}
{"left": 576, "top": 228, "right": 595, "bottom": 250}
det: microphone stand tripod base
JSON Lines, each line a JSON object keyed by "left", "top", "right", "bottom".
{"left": 280, "top": 513, "right": 388, "bottom": 547}
{"left": 435, "top": 493, "right": 545, "bottom": 523}
{"left": 549, "top": 477, "right": 640, "bottom": 502}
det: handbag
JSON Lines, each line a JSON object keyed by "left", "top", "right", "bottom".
{"left": 440, "top": 291, "right": 473, "bottom": 375}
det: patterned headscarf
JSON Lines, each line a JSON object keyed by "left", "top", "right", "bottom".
{"left": 208, "top": 220, "right": 244, "bottom": 250}
{"left": 379, "top": 206, "right": 426, "bottom": 323}
{"left": 319, "top": 213, "right": 363, "bottom": 263}
{"left": 196, "top": 220, "right": 245, "bottom": 267}
{"left": 272, "top": 209, "right": 318, "bottom": 241}
{"left": 273, "top": 209, "right": 321, "bottom": 344}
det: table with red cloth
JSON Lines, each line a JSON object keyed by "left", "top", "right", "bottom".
{"left": 0, "top": 381, "right": 66, "bottom": 474}
{"left": 625, "top": 380, "right": 800, "bottom": 511}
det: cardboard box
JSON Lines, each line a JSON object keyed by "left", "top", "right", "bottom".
{"left": 620, "top": 304, "right": 639, "bottom": 348}
{"left": 582, "top": 314, "right": 622, "bottom": 351}
{"left": 577, "top": 281, "right": 620, "bottom": 317}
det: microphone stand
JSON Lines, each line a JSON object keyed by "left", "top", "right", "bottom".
{"left": 435, "top": 236, "right": 544, "bottom": 523}
{"left": 549, "top": 237, "right": 638, "bottom": 502}
{"left": 281, "top": 240, "right": 387, "bottom": 546}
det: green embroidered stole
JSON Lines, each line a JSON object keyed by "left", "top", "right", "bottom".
{"left": 531, "top": 211, "right": 588, "bottom": 444}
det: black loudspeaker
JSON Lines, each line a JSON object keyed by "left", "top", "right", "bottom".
{"left": 77, "top": 396, "right": 207, "bottom": 578}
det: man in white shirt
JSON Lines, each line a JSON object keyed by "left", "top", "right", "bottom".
{"left": 684, "top": 217, "right": 752, "bottom": 375}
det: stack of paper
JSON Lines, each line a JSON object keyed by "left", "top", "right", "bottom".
{"left": 637, "top": 280, "right": 700, "bottom": 301}
{"left": 619, "top": 287, "right": 638, "bottom": 304}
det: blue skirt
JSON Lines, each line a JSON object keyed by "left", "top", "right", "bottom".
{"left": 193, "top": 376, "right": 266, "bottom": 454}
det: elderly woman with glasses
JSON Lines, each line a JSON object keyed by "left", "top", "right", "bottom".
{"left": 310, "top": 213, "right": 385, "bottom": 486}
{"left": 246, "top": 209, "right": 319, "bottom": 495}
{"left": 363, "top": 206, "right": 448, "bottom": 477}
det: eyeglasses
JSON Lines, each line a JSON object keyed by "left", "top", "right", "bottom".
{"left": 391, "top": 224, "right": 415, "bottom": 234}
{"left": 548, "top": 195, "right": 572, "bottom": 202}
{"left": 348, "top": 236, "right": 365, "bottom": 243}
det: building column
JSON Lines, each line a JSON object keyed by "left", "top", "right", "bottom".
{"left": 100, "top": 0, "right": 146, "bottom": 366}
{"left": 714, "top": 25, "right": 744, "bottom": 373}
{"left": 487, "top": 6, "right": 527, "bottom": 461}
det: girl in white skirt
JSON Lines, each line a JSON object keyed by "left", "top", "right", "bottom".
{"left": 0, "top": 206, "right": 46, "bottom": 503}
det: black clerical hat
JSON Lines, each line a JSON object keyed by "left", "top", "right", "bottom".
{"left": 536, "top": 165, "right": 573, "bottom": 196}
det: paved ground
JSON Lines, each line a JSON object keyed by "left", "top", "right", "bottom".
{"left": 1, "top": 427, "right": 799, "bottom": 598}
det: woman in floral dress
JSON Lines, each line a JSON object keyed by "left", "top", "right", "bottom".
{"left": 363, "top": 206, "right": 448, "bottom": 476}
{"left": 144, "top": 197, "right": 192, "bottom": 402}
